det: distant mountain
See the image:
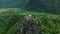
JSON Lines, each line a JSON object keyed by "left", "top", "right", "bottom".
{"left": 0, "top": 0, "right": 60, "bottom": 14}
{"left": 25, "top": 0, "right": 60, "bottom": 14}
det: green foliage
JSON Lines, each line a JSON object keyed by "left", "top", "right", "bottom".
{"left": 36, "top": 16, "right": 60, "bottom": 34}
{"left": 25, "top": 0, "right": 60, "bottom": 14}
{"left": 0, "top": 0, "right": 60, "bottom": 14}
{"left": 0, "top": 13, "right": 60, "bottom": 34}
{"left": 0, "top": 8, "right": 60, "bottom": 34}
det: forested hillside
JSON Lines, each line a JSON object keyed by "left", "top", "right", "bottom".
{"left": 0, "top": 0, "right": 60, "bottom": 34}
{"left": 25, "top": 0, "right": 60, "bottom": 14}
{"left": 0, "top": 0, "right": 60, "bottom": 14}
{"left": 0, "top": 8, "right": 60, "bottom": 34}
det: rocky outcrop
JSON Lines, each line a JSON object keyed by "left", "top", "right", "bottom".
{"left": 15, "top": 15, "right": 42, "bottom": 34}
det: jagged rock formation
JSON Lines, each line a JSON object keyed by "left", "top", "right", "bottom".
{"left": 15, "top": 15, "right": 42, "bottom": 34}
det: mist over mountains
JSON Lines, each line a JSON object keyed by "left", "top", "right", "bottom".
{"left": 0, "top": 0, "right": 28, "bottom": 8}
{"left": 0, "top": 0, "right": 60, "bottom": 14}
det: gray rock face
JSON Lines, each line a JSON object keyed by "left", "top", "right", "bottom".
{"left": 15, "top": 16, "right": 42, "bottom": 34}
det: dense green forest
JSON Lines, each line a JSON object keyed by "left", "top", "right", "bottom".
{"left": 0, "top": 0, "right": 60, "bottom": 34}
{"left": 0, "top": 8, "right": 60, "bottom": 34}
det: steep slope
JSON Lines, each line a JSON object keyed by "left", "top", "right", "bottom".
{"left": 26, "top": 0, "right": 48, "bottom": 10}
{"left": 0, "top": 8, "right": 60, "bottom": 34}
{"left": 25, "top": 0, "right": 60, "bottom": 14}
{"left": 0, "top": 0, "right": 60, "bottom": 14}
